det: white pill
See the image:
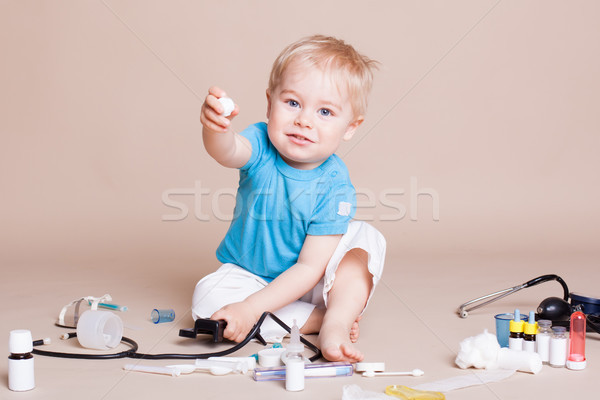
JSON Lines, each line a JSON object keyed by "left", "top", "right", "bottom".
{"left": 218, "top": 97, "right": 235, "bottom": 117}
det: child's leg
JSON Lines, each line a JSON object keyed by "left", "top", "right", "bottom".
{"left": 318, "top": 248, "right": 372, "bottom": 362}
{"left": 302, "top": 221, "right": 386, "bottom": 361}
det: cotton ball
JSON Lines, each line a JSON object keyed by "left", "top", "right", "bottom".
{"left": 218, "top": 97, "right": 235, "bottom": 117}
{"left": 455, "top": 330, "right": 501, "bottom": 370}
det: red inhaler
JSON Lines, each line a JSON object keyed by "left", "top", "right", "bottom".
{"left": 566, "top": 311, "right": 587, "bottom": 370}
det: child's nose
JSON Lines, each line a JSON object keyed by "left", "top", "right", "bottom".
{"left": 294, "top": 111, "right": 313, "bottom": 129}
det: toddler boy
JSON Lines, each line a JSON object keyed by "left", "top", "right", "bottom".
{"left": 194, "top": 35, "right": 386, "bottom": 362}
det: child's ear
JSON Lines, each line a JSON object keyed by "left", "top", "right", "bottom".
{"left": 343, "top": 116, "right": 364, "bottom": 141}
{"left": 266, "top": 89, "right": 271, "bottom": 120}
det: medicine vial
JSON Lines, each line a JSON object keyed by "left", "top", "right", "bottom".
{"left": 549, "top": 326, "right": 568, "bottom": 368}
{"left": 508, "top": 309, "right": 524, "bottom": 351}
{"left": 8, "top": 329, "right": 35, "bottom": 391}
{"left": 522, "top": 311, "right": 537, "bottom": 353}
{"left": 566, "top": 311, "right": 587, "bottom": 370}
{"left": 285, "top": 320, "right": 305, "bottom": 392}
{"left": 536, "top": 319, "right": 552, "bottom": 363}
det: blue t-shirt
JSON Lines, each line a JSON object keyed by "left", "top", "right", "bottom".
{"left": 215, "top": 122, "right": 356, "bottom": 282}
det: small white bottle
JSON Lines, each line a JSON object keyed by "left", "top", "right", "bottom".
{"left": 285, "top": 320, "right": 305, "bottom": 392}
{"left": 549, "top": 326, "right": 568, "bottom": 368}
{"left": 8, "top": 330, "right": 35, "bottom": 391}
{"left": 536, "top": 319, "right": 552, "bottom": 363}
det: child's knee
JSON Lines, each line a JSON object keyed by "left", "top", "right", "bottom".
{"left": 339, "top": 248, "right": 371, "bottom": 279}
{"left": 190, "top": 266, "right": 267, "bottom": 319}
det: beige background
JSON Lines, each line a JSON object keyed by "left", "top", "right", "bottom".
{"left": 1, "top": 1, "right": 599, "bottom": 399}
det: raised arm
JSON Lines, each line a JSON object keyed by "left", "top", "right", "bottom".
{"left": 200, "top": 86, "right": 252, "bottom": 169}
{"left": 211, "top": 234, "right": 343, "bottom": 342}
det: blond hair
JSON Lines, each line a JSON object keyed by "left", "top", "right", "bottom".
{"left": 268, "top": 35, "right": 378, "bottom": 116}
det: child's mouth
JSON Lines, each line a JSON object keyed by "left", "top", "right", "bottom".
{"left": 287, "top": 133, "right": 313, "bottom": 144}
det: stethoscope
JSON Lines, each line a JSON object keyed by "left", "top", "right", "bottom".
{"left": 458, "top": 274, "right": 570, "bottom": 318}
{"left": 32, "top": 312, "right": 322, "bottom": 362}
{"left": 457, "top": 274, "right": 600, "bottom": 334}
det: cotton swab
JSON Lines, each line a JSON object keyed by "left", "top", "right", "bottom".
{"left": 362, "top": 369, "right": 424, "bottom": 377}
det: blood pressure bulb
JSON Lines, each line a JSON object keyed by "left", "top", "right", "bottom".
{"left": 566, "top": 311, "right": 587, "bottom": 370}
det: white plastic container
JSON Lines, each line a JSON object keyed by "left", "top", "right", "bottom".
{"left": 76, "top": 310, "right": 123, "bottom": 350}
{"left": 8, "top": 330, "right": 35, "bottom": 391}
{"left": 285, "top": 320, "right": 304, "bottom": 392}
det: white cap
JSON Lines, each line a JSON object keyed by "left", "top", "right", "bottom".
{"left": 9, "top": 330, "right": 33, "bottom": 354}
{"left": 566, "top": 359, "right": 587, "bottom": 370}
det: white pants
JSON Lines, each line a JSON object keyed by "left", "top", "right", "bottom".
{"left": 191, "top": 221, "right": 386, "bottom": 341}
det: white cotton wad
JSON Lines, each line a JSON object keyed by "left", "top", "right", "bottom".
{"left": 455, "top": 330, "right": 543, "bottom": 374}
{"left": 455, "top": 329, "right": 500, "bottom": 370}
{"left": 218, "top": 97, "right": 235, "bottom": 117}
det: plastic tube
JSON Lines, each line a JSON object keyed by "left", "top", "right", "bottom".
{"left": 566, "top": 311, "right": 587, "bottom": 370}
{"left": 254, "top": 362, "right": 353, "bottom": 381}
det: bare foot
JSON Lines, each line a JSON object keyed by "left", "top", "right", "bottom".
{"left": 318, "top": 319, "right": 364, "bottom": 362}
{"left": 300, "top": 307, "right": 325, "bottom": 334}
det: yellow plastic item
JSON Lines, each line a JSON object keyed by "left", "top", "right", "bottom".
{"left": 385, "top": 385, "right": 445, "bottom": 400}
{"left": 509, "top": 319, "right": 524, "bottom": 333}
{"left": 524, "top": 321, "right": 539, "bottom": 335}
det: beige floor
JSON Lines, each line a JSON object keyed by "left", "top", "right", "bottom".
{"left": 1, "top": 252, "right": 597, "bottom": 399}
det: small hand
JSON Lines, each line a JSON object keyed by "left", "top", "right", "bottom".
{"left": 211, "top": 301, "right": 258, "bottom": 343}
{"left": 200, "top": 86, "right": 239, "bottom": 133}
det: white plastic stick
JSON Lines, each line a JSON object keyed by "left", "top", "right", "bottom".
{"left": 362, "top": 369, "right": 424, "bottom": 377}
{"left": 195, "top": 359, "right": 246, "bottom": 374}
{"left": 123, "top": 364, "right": 180, "bottom": 377}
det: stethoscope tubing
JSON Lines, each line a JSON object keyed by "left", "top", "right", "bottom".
{"left": 458, "top": 274, "right": 570, "bottom": 318}
{"left": 32, "top": 312, "right": 322, "bottom": 362}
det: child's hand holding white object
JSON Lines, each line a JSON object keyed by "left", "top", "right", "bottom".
{"left": 200, "top": 86, "right": 238, "bottom": 133}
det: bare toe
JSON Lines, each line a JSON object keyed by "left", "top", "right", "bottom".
{"left": 350, "top": 321, "right": 360, "bottom": 343}
{"left": 340, "top": 343, "right": 364, "bottom": 363}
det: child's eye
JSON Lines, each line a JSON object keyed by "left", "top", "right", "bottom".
{"left": 319, "top": 108, "right": 332, "bottom": 117}
{"left": 287, "top": 100, "right": 299, "bottom": 108}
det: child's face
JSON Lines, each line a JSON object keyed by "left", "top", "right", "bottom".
{"left": 266, "top": 62, "right": 363, "bottom": 170}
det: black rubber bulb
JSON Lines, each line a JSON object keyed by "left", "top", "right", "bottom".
{"left": 537, "top": 297, "right": 572, "bottom": 321}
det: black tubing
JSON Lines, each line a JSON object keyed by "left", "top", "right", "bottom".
{"left": 32, "top": 312, "right": 322, "bottom": 362}
{"left": 524, "top": 274, "right": 569, "bottom": 301}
